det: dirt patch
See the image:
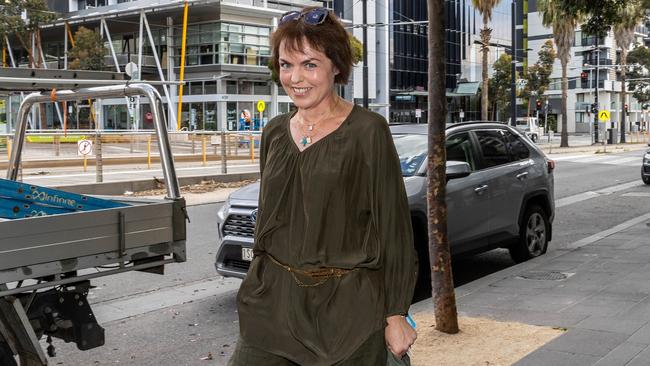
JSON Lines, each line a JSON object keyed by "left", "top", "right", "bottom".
{"left": 410, "top": 313, "right": 564, "bottom": 366}
{"left": 128, "top": 179, "right": 257, "bottom": 196}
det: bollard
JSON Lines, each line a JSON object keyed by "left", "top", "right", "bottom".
{"left": 95, "top": 132, "right": 103, "bottom": 183}
{"left": 147, "top": 134, "right": 152, "bottom": 169}
{"left": 192, "top": 133, "right": 196, "bottom": 154}
{"left": 54, "top": 135, "right": 60, "bottom": 157}
{"left": 221, "top": 131, "right": 227, "bottom": 174}
{"left": 250, "top": 133, "right": 254, "bottom": 162}
{"left": 202, "top": 134, "right": 207, "bottom": 166}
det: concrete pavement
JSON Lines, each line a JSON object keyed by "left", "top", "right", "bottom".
{"left": 411, "top": 212, "right": 650, "bottom": 366}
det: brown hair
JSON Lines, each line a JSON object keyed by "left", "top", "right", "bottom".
{"left": 270, "top": 7, "right": 354, "bottom": 85}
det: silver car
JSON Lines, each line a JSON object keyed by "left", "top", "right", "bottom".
{"left": 215, "top": 122, "right": 555, "bottom": 293}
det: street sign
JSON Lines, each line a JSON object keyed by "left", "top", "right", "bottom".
{"left": 598, "top": 110, "right": 610, "bottom": 122}
{"left": 415, "top": 109, "right": 422, "bottom": 118}
{"left": 125, "top": 62, "right": 139, "bottom": 79}
{"left": 77, "top": 139, "right": 93, "bottom": 156}
{"left": 257, "top": 100, "right": 266, "bottom": 113}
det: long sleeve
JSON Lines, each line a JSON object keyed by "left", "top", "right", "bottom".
{"left": 368, "top": 120, "right": 418, "bottom": 318}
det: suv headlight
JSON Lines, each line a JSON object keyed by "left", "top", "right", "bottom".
{"left": 644, "top": 152, "right": 650, "bottom": 163}
{"left": 217, "top": 198, "right": 230, "bottom": 222}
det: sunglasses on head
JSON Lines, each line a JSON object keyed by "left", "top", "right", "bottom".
{"left": 279, "top": 8, "right": 329, "bottom": 26}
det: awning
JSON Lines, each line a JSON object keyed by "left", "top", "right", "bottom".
{"left": 447, "top": 81, "right": 480, "bottom": 97}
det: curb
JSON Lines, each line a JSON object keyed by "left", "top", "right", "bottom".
{"left": 52, "top": 172, "right": 260, "bottom": 195}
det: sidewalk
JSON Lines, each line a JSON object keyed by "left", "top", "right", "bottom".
{"left": 411, "top": 213, "right": 650, "bottom": 366}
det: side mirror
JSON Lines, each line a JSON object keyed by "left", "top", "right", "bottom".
{"left": 446, "top": 161, "right": 471, "bottom": 180}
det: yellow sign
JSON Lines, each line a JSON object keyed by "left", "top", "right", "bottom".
{"left": 598, "top": 110, "right": 610, "bottom": 122}
{"left": 257, "top": 100, "right": 266, "bottom": 113}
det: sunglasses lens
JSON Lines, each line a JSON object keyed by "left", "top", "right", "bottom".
{"left": 303, "top": 8, "right": 328, "bottom": 25}
{"left": 279, "top": 11, "right": 300, "bottom": 25}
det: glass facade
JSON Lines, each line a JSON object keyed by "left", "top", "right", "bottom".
{"left": 173, "top": 22, "right": 271, "bottom": 67}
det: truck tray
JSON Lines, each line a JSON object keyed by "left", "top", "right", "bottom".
{"left": 0, "top": 197, "right": 187, "bottom": 291}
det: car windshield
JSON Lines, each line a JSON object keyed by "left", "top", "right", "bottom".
{"left": 392, "top": 134, "right": 427, "bottom": 176}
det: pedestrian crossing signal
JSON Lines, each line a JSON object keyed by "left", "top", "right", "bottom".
{"left": 598, "top": 110, "right": 610, "bottom": 122}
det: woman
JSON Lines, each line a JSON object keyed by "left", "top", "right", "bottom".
{"left": 229, "top": 7, "right": 418, "bottom": 366}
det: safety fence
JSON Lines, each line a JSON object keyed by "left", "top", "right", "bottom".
{"left": 0, "top": 130, "right": 262, "bottom": 182}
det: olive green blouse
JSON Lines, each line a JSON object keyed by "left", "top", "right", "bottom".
{"left": 236, "top": 105, "right": 418, "bottom": 366}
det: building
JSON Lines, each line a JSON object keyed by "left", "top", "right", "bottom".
{"left": 389, "top": 0, "right": 526, "bottom": 123}
{"left": 527, "top": 0, "right": 649, "bottom": 135}
{"left": 5, "top": 0, "right": 352, "bottom": 132}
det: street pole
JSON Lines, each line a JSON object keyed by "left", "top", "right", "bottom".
{"left": 510, "top": 0, "right": 517, "bottom": 126}
{"left": 544, "top": 99, "right": 549, "bottom": 134}
{"left": 594, "top": 41, "right": 600, "bottom": 143}
{"left": 362, "top": 0, "right": 369, "bottom": 109}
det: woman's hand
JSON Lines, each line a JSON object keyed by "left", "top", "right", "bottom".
{"left": 385, "top": 315, "right": 417, "bottom": 358}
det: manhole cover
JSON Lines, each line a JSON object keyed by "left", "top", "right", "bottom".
{"left": 516, "top": 271, "right": 570, "bottom": 281}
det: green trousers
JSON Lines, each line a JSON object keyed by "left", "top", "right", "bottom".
{"left": 228, "top": 329, "right": 387, "bottom": 366}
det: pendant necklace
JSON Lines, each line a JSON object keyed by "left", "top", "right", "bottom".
{"left": 296, "top": 99, "right": 339, "bottom": 147}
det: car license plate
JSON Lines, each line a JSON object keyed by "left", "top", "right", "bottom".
{"left": 241, "top": 248, "right": 254, "bottom": 261}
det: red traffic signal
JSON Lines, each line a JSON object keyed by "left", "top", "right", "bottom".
{"left": 580, "top": 72, "right": 588, "bottom": 80}
{"left": 536, "top": 100, "right": 542, "bottom": 110}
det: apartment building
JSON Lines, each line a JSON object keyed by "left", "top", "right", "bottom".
{"left": 527, "top": 1, "right": 649, "bottom": 135}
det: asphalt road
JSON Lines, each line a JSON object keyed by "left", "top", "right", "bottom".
{"left": 35, "top": 148, "right": 650, "bottom": 365}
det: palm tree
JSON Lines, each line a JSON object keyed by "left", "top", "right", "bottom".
{"left": 614, "top": 0, "right": 645, "bottom": 143}
{"left": 538, "top": 0, "right": 583, "bottom": 147}
{"left": 471, "top": 0, "right": 502, "bottom": 121}
{"left": 428, "top": 0, "right": 459, "bottom": 334}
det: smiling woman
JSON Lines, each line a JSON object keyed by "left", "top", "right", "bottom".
{"left": 227, "top": 7, "right": 418, "bottom": 366}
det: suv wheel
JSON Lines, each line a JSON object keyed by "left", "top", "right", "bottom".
{"left": 509, "top": 205, "right": 549, "bottom": 263}
{"left": 642, "top": 174, "right": 650, "bottom": 185}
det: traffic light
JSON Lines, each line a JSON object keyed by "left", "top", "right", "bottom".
{"left": 591, "top": 103, "right": 598, "bottom": 114}
{"left": 536, "top": 100, "right": 542, "bottom": 111}
{"left": 580, "top": 72, "right": 588, "bottom": 80}
{"left": 625, "top": 103, "right": 629, "bottom": 116}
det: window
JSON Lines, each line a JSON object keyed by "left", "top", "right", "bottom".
{"left": 474, "top": 130, "right": 511, "bottom": 168}
{"left": 226, "top": 80, "right": 237, "bottom": 94}
{"left": 446, "top": 132, "right": 476, "bottom": 170}
{"left": 254, "top": 82, "right": 271, "bottom": 95}
{"left": 504, "top": 131, "right": 530, "bottom": 161}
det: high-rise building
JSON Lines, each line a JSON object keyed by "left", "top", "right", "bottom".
{"left": 389, "top": 0, "right": 525, "bottom": 123}
{"left": 528, "top": 0, "right": 649, "bottom": 135}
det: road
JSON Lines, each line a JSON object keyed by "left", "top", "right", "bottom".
{"left": 35, "top": 148, "right": 650, "bottom": 365}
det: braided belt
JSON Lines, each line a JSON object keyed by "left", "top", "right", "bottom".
{"left": 266, "top": 253, "right": 358, "bottom": 287}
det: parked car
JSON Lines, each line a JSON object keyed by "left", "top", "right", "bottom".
{"left": 215, "top": 122, "right": 555, "bottom": 296}
{"left": 642, "top": 145, "right": 650, "bottom": 185}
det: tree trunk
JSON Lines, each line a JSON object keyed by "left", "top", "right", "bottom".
{"left": 427, "top": 0, "right": 459, "bottom": 334}
{"left": 560, "top": 59, "right": 569, "bottom": 147}
{"left": 15, "top": 33, "right": 35, "bottom": 67}
{"left": 481, "top": 15, "right": 489, "bottom": 121}
{"left": 620, "top": 49, "right": 627, "bottom": 143}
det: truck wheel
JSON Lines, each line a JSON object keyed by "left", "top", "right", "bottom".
{"left": 0, "top": 341, "right": 17, "bottom": 366}
{"left": 509, "top": 205, "right": 549, "bottom": 263}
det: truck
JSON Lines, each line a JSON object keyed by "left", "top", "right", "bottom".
{"left": 514, "top": 117, "right": 543, "bottom": 143}
{"left": 0, "top": 83, "right": 187, "bottom": 366}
